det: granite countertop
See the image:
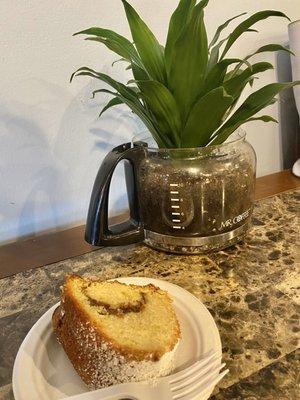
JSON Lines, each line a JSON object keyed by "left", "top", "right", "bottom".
{"left": 0, "top": 189, "right": 299, "bottom": 400}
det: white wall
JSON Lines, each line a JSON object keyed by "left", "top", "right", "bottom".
{"left": 1, "top": 0, "right": 299, "bottom": 243}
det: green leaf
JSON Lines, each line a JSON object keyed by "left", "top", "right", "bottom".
{"left": 267, "top": 98, "right": 278, "bottom": 106}
{"left": 254, "top": 44, "right": 295, "bottom": 58}
{"left": 221, "top": 10, "right": 290, "bottom": 59}
{"left": 207, "top": 37, "right": 228, "bottom": 71}
{"left": 98, "top": 96, "right": 123, "bottom": 117}
{"left": 222, "top": 62, "right": 274, "bottom": 121}
{"left": 96, "top": 88, "right": 172, "bottom": 147}
{"left": 74, "top": 27, "right": 142, "bottom": 67}
{"left": 94, "top": 87, "right": 141, "bottom": 99}
{"left": 91, "top": 85, "right": 168, "bottom": 146}
{"left": 130, "top": 63, "right": 150, "bottom": 94}
{"left": 203, "top": 58, "right": 252, "bottom": 94}
{"left": 209, "top": 12, "right": 246, "bottom": 48}
{"left": 224, "top": 68, "right": 243, "bottom": 82}
{"left": 92, "top": 88, "right": 115, "bottom": 98}
{"left": 208, "top": 30, "right": 258, "bottom": 72}
{"left": 131, "top": 63, "right": 149, "bottom": 81}
{"left": 247, "top": 43, "right": 294, "bottom": 59}
{"left": 165, "top": 0, "right": 197, "bottom": 73}
{"left": 169, "top": 0, "right": 209, "bottom": 122}
{"left": 182, "top": 87, "right": 234, "bottom": 147}
{"left": 71, "top": 67, "right": 141, "bottom": 105}
{"left": 138, "top": 80, "right": 182, "bottom": 147}
{"left": 245, "top": 115, "right": 278, "bottom": 123}
{"left": 121, "top": 0, "right": 166, "bottom": 84}
{"left": 210, "top": 81, "right": 300, "bottom": 145}
{"left": 232, "top": 44, "right": 294, "bottom": 75}
{"left": 112, "top": 58, "right": 128, "bottom": 67}
{"left": 224, "top": 62, "right": 274, "bottom": 98}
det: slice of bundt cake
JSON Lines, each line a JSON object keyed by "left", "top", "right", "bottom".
{"left": 52, "top": 275, "right": 180, "bottom": 389}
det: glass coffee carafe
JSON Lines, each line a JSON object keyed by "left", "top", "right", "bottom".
{"left": 85, "top": 130, "right": 256, "bottom": 254}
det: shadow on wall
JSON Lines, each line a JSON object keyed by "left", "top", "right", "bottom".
{"left": 0, "top": 105, "right": 69, "bottom": 241}
{"left": 90, "top": 109, "right": 142, "bottom": 152}
{"left": 55, "top": 81, "right": 145, "bottom": 223}
{"left": 277, "top": 48, "right": 300, "bottom": 169}
{"left": 0, "top": 78, "right": 143, "bottom": 243}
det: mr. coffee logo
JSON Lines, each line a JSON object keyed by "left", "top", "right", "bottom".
{"left": 220, "top": 208, "right": 251, "bottom": 229}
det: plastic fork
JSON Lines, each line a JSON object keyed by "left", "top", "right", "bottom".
{"left": 63, "top": 351, "right": 228, "bottom": 400}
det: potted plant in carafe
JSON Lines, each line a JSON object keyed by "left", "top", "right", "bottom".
{"left": 72, "top": 0, "right": 299, "bottom": 254}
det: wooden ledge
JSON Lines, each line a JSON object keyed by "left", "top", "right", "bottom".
{"left": 0, "top": 170, "right": 299, "bottom": 279}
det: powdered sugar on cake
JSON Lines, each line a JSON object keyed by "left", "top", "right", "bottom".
{"left": 72, "top": 316, "right": 179, "bottom": 389}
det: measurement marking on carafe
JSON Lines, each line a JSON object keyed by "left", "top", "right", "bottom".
{"left": 170, "top": 183, "right": 184, "bottom": 230}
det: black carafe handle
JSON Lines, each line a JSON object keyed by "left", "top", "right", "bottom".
{"left": 85, "top": 143, "right": 144, "bottom": 246}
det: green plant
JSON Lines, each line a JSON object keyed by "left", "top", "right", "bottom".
{"left": 71, "top": 0, "right": 299, "bottom": 148}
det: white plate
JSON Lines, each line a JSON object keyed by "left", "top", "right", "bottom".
{"left": 13, "top": 277, "right": 222, "bottom": 400}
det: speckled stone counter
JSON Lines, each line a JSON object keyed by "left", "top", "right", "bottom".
{"left": 0, "top": 189, "right": 299, "bottom": 400}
